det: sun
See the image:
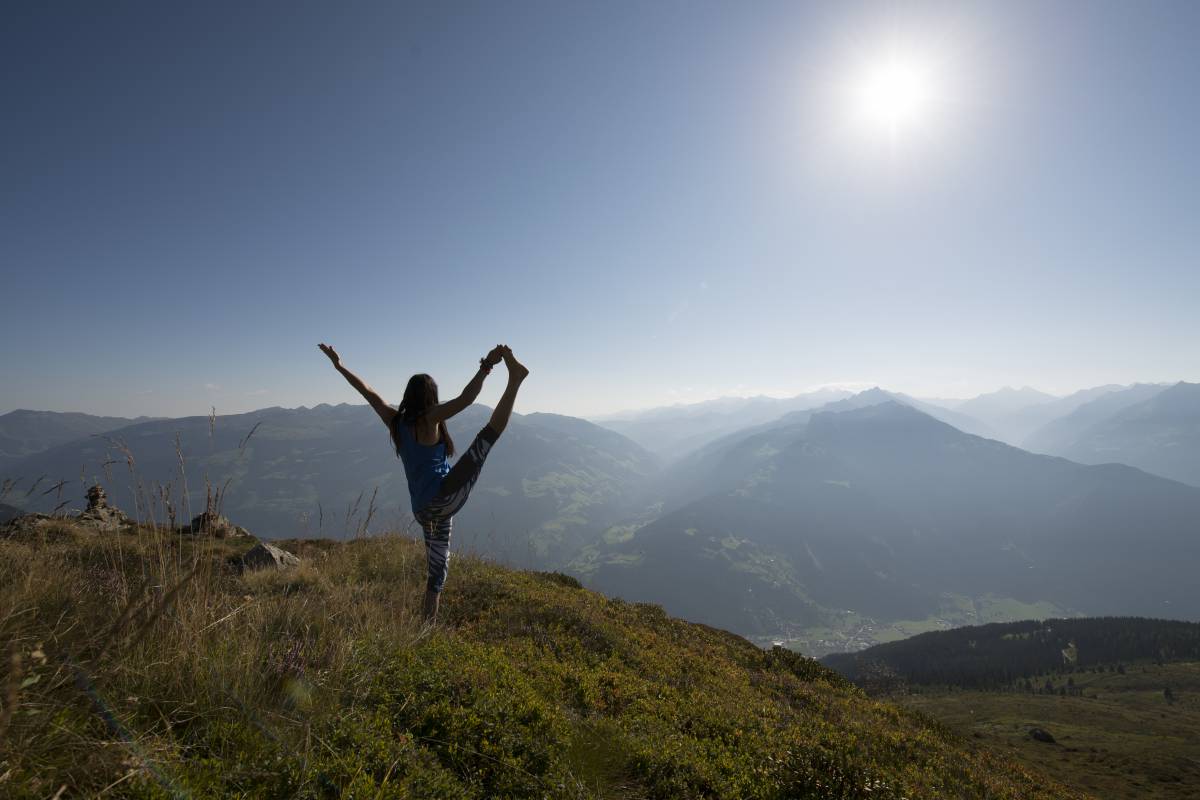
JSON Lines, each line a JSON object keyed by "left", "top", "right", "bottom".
{"left": 849, "top": 46, "right": 943, "bottom": 144}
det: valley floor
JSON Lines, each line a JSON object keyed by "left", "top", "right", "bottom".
{"left": 892, "top": 662, "right": 1200, "bottom": 799}
{"left": 756, "top": 593, "right": 1072, "bottom": 658}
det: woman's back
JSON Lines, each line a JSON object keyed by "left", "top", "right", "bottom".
{"left": 397, "top": 422, "right": 450, "bottom": 513}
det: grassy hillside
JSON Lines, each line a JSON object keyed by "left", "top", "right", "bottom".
{"left": 0, "top": 522, "right": 1084, "bottom": 799}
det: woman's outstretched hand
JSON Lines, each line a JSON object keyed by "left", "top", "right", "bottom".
{"left": 318, "top": 343, "right": 340, "bottom": 366}
{"left": 483, "top": 344, "right": 506, "bottom": 368}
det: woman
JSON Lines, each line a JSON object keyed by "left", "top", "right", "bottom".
{"left": 319, "top": 342, "right": 528, "bottom": 622}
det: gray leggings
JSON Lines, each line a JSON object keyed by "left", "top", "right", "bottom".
{"left": 415, "top": 425, "right": 499, "bottom": 593}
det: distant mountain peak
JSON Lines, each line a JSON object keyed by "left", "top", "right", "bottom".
{"left": 836, "top": 387, "right": 897, "bottom": 407}
{"left": 817, "top": 399, "right": 934, "bottom": 424}
{"left": 968, "top": 385, "right": 1058, "bottom": 404}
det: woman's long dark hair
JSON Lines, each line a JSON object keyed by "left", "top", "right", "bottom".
{"left": 392, "top": 373, "right": 455, "bottom": 457}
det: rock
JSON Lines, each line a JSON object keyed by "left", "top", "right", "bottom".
{"left": 1, "top": 512, "right": 59, "bottom": 538}
{"left": 86, "top": 484, "right": 108, "bottom": 510}
{"left": 189, "top": 511, "right": 251, "bottom": 538}
{"left": 77, "top": 484, "right": 131, "bottom": 531}
{"left": 239, "top": 541, "right": 301, "bottom": 572}
{"left": 76, "top": 505, "right": 131, "bottom": 531}
{"left": 1029, "top": 727, "right": 1056, "bottom": 744}
{"left": 2, "top": 485, "right": 130, "bottom": 536}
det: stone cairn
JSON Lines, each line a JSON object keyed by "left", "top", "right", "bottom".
{"left": 87, "top": 484, "right": 106, "bottom": 509}
{"left": 1, "top": 483, "right": 130, "bottom": 536}
{"left": 76, "top": 484, "right": 132, "bottom": 531}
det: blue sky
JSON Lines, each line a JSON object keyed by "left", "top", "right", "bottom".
{"left": 3, "top": 1, "right": 1198, "bottom": 418}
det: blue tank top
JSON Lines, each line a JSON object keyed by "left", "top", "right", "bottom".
{"left": 397, "top": 422, "right": 450, "bottom": 513}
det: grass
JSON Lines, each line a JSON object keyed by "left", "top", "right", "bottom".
{"left": 0, "top": 520, "right": 1092, "bottom": 798}
{"left": 892, "top": 662, "right": 1200, "bottom": 799}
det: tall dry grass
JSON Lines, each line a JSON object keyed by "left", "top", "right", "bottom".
{"left": 0, "top": 407, "right": 483, "bottom": 795}
{"left": 0, "top": 522, "right": 432, "bottom": 795}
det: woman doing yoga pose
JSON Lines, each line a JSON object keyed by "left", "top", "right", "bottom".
{"left": 319, "top": 342, "right": 528, "bottom": 621}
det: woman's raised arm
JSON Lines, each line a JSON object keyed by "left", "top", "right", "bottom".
{"left": 318, "top": 343, "right": 394, "bottom": 426}
{"left": 424, "top": 345, "right": 505, "bottom": 425}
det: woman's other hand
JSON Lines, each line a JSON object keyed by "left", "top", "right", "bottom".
{"left": 318, "top": 343, "right": 340, "bottom": 366}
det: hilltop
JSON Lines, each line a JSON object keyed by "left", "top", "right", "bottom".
{"left": 0, "top": 520, "right": 1083, "bottom": 799}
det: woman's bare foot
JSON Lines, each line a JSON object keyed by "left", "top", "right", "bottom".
{"left": 487, "top": 347, "right": 526, "bottom": 435}
{"left": 502, "top": 347, "right": 529, "bottom": 382}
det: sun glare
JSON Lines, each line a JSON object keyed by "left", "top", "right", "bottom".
{"left": 849, "top": 46, "right": 944, "bottom": 145}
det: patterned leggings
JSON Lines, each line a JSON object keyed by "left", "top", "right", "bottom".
{"left": 415, "top": 425, "right": 499, "bottom": 593}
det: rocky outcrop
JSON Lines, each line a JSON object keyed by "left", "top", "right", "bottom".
{"left": 1028, "top": 727, "right": 1056, "bottom": 744}
{"left": 1, "top": 484, "right": 131, "bottom": 536}
{"left": 0, "top": 487, "right": 260, "bottom": 542}
{"left": 238, "top": 541, "right": 301, "bottom": 571}
{"left": 3, "top": 489, "right": 256, "bottom": 537}
{"left": 76, "top": 484, "right": 131, "bottom": 532}
{"left": 0, "top": 512, "right": 61, "bottom": 539}
{"left": 189, "top": 510, "right": 251, "bottom": 539}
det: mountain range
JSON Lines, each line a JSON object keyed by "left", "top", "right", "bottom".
{"left": 593, "top": 388, "right": 852, "bottom": 459}
{"left": 576, "top": 401, "right": 1200, "bottom": 648}
{"left": 3, "top": 378, "right": 1198, "bottom": 650}
{"left": 0, "top": 409, "right": 160, "bottom": 471}
{"left": 927, "top": 385, "right": 1108, "bottom": 445}
{"left": 1023, "top": 383, "right": 1170, "bottom": 454}
{"left": 0, "top": 404, "right": 658, "bottom": 568}
{"left": 1031, "top": 381, "right": 1200, "bottom": 487}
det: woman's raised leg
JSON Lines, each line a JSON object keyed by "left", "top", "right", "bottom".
{"left": 487, "top": 348, "right": 528, "bottom": 435}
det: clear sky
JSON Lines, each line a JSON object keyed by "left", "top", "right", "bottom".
{"left": 3, "top": 1, "right": 1199, "bottom": 419}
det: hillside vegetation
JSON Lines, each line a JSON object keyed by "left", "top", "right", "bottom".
{"left": 0, "top": 522, "right": 1084, "bottom": 799}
